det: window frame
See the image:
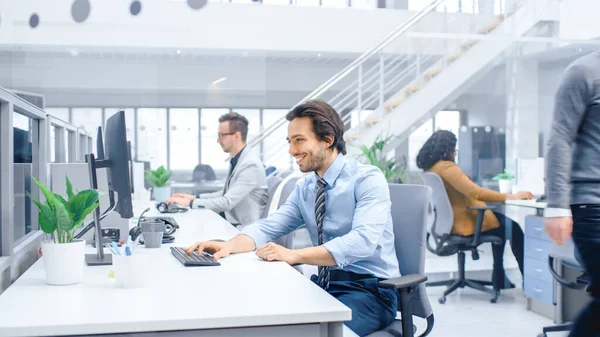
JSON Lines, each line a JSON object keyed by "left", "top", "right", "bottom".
{"left": 0, "top": 89, "right": 47, "bottom": 271}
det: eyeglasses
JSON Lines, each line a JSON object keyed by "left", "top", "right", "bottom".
{"left": 217, "top": 132, "right": 236, "bottom": 140}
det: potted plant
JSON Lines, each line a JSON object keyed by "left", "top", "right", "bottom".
{"left": 493, "top": 169, "right": 516, "bottom": 194}
{"left": 145, "top": 165, "right": 172, "bottom": 202}
{"left": 358, "top": 134, "right": 406, "bottom": 183}
{"left": 29, "top": 176, "right": 100, "bottom": 285}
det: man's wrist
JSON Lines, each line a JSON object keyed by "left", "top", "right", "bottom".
{"left": 291, "top": 249, "right": 303, "bottom": 265}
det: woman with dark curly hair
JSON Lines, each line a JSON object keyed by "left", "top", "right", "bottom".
{"left": 417, "top": 130, "right": 533, "bottom": 289}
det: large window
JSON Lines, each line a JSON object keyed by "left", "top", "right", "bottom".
{"left": 169, "top": 109, "right": 200, "bottom": 170}
{"left": 137, "top": 108, "right": 168, "bottom": 170}
{"left": 201, "top": 109, "right": 230, "bottom": 171}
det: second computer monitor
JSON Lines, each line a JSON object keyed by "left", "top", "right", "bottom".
{"left": 104, "top": 111, "right": 134, "bottom": 219}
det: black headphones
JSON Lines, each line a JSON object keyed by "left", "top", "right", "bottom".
{"left": 156, "top": 202, "right": 188, "bottom": 214}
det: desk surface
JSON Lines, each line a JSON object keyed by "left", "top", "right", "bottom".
{"left": 505, "top": 199, "right": 547, "bottom": 209}
{"left": 0, "top": 203, "right": 350, "bottom": 337}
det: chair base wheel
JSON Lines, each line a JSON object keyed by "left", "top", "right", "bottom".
{"left": 438, "top": 296, "right": 446, "bottom": 304}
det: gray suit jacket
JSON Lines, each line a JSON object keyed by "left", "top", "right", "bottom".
{"left": 191, "top": 147, "right": 268, "bottom": 227}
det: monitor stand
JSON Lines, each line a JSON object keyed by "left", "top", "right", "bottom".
{"left": 85, "top": 253, "right": 112, "bottom": 266}
{"left": 85, "top": 153, "right": 112, "bottom": 266}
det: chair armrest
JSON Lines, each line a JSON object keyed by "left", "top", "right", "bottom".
{"left": 379, "top": 274, "right": 428, "bottom": 290}
{"left": 467, "top": 205, "right": 496, "bottom": 211}
{"left": 466, "top": 206, "right": 495, "bottom": 257}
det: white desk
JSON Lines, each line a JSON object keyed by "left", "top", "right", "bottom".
{"left": 505, "top": 199, "right": 547, "bottom": 210}
{"left": 0, "top": 203, "right": 351, "bottom": 337}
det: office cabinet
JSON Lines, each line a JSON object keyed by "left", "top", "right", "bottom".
{"left": 524, "top": 216, "right": 554, "bottom": 306}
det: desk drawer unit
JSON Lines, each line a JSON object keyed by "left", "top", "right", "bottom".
{"left": 525, "top": 237, "right": 552, "bottom": 261}
{"left": 524, "top": 216, "right": 547, "bottom": 241}
{"left": 524, "top": 256, "right": 552, "bottom": 282}
{"left": 524, "top": 216, "right": 554, "bottom": 305}
{"left": 524, "top": 277, "right": 554, "bottom": 304}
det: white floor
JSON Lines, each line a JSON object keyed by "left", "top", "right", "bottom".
{"left": 419, "top": 285, "right": 567, "bottom": 337}
{"left": 293, "top": 228, "right": 569, "bottom": 337}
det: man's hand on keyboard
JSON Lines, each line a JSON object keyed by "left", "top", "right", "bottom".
{"left": 185, "top": 241, "right": 232, "bottom": 260}
{"left": 255, "top": 242, "right": 298, "bottom": 265}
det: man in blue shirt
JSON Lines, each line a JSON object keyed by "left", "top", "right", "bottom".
{"left": 185, "top": 100, "right": 400, "bottom": 336}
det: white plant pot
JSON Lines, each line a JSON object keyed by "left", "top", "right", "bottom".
{"left": 41, "top": 239, "right": 85, "bottom": 286}
{"left": 498, "top": 180, "right": 514, "bottom": 194}
{"left": 153, "top": 186, "right": 171, "bottom": 203}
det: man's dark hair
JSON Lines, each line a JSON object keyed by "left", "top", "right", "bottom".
{"left": 286, "top": 100, "right": 346, "bottom": 155}
{"left": 416, "top": 130, "right": 457, "bottom": 171}
{"left": 219, "top": 112, "right": 249, "bottom": 142}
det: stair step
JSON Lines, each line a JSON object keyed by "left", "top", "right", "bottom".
{"left": 384, "top": 99, "right": 405, "bottom": 111}
{"left": 424, "top": 67, "right": 443, "bottom": 79}
{"left": 460, "top": 40, "right": 478, "bottom": 51}
{"left": 478, "top": 18, "right": 503, "bottom": 34}
{"left": 447, "top": 50, "right": 464, "bottom": 63}
{"left": 365, "top": 116, "right": 381, "bottom": 125}
{"left": 405, "top": 84, "right": 422, "bottom": 96}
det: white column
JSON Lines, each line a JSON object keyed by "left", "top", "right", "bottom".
{"left": 505, "top": 54, "right": 539, "bottom": 172}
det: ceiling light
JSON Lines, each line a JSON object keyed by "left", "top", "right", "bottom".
{"left": 212, "top": 77, "right": 227, "bottom": 85}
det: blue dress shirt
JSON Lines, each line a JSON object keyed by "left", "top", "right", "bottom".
{"left": 241, "top": 154, "right": 400, "bottom": 279}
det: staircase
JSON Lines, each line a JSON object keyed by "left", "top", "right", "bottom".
{"left": 250, "top": 0, "right": 559, "bottom": 168}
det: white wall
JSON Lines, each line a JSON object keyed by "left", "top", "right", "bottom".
{"left": 559, "top": 0, "right": 600, "bottom": 40}
{"left": 1, "top": 0, "right": 488, "bottom": 54}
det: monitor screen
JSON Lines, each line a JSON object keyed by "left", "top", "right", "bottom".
{"left": 97, "top": 127, "right": 105, "bottom": 160}
{"left": 104, "top": 111, "right": 133, "bottom": 219}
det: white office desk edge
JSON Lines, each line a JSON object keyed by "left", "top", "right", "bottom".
{"left": 0, "top": 203, "right": 351, "bottom": 337}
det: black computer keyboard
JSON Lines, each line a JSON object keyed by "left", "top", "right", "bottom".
{"left": 170, "top": 247, "right": 221, "bottom": 267}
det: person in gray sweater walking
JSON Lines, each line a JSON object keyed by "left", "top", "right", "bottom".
{"left": 545, "top": 51, "right": 600, "bottom": 336}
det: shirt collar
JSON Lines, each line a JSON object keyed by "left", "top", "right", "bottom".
{"left": 230, "top": 146, "right": 245, "bottom": 167}
{"left": 315, "top": 153, "right": 346, "bottom": 187}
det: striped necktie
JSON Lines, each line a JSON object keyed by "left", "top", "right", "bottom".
{"left": 315, "top": 177, "right": 330, "bottom": 290}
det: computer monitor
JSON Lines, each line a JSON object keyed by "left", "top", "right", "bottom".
{"left": 128, "top": 141, "right": 135, "bottom": 194}
{"left": 84, "top": 111, "right": 133, "bottom": 265}
{"left": 96, "top": 126, "right": 105, "bottom": 160}
{"left": 104, "top": 111, "right": 134, "bottom": 219}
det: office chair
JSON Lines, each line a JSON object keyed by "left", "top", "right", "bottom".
{"left": 421, "top": 172, "right": 503, "bottom": 304}
{"left": 265, "top": 166, "right": 277, "bottom": 176}
{"left": 262, "top": 175, "right": 283, "bottom": 219}
{"left": 367, "top": 184, "right": 434, "bottom": 337}
{"left": 538, "top": 239, "right": 588, "bottom": 337}
{"left": 269, "top": 173, "right": 303, "bottom": 249}
{"left": 192, "top": 164, "right": 217, "bottom": 182}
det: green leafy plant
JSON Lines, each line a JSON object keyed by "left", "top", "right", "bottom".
{"left": 144, "top": 165, "right": 172, "bottom": 188}
{"left": 358, "top": 134, "right": 406, "bottom": 183}
{"left": 492, "top": 169, "right": 515, "bottom": 181}
{"left": 28, "top": 177, "right": 100, "bottom": 244}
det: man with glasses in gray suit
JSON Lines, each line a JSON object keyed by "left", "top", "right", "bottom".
{"left": 167, "top": 112, "right": 268, "bottom": 228}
